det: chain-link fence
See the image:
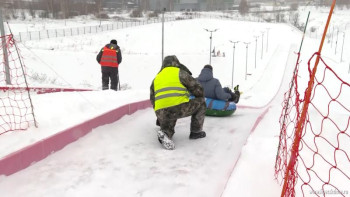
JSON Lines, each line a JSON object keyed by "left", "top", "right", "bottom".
{"left": 13, "top": 13, "right": 265, "bottom": 42}
{"left": 13, "top": 16, "right": 193, "bottom": 42}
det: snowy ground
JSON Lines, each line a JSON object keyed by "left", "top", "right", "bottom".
{"left": 0, "top": 7, "right": 349, "bottom": 197}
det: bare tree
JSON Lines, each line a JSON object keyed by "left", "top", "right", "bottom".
{"left": 94, "top": 0, "right": 103, "bottom": 15}
{"left": 239, "top": 0, "right": 249, "bottom": 15}
{"left": 140, "top": 0, "right": 150, "bottom": 11}
{"left": 337, "top": 0, "right": 350, "bottom": 7}
{"left": 168, "top": 0, "right": 174, "bottom": 11}
{"left": 206, "top": 0, "right": 226, "bottom": 11}
{"left": 60, "top": 0, "right": 70, "bottom": 19}
{"left": 28, "top": 1, "right": 35, "bottom": 18}
{"left": 215, "top": 0, "right": 225, "bottom": 10}
{"left": 207, "top": 0, "right": 214, "bottom": 11}
{"left": 43, "top": 0, "right": 54, "bottom": 17}
{"left": 156, "top": 0, "right": 161, "bottom": 11}
{"left": 290, "top": 3, "right": 299, "bottom": 11}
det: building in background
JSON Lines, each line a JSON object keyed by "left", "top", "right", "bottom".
{"left": 103, "top": 0, "right": 139, "bottom": 9}
{"left": 148, "top": 0, "right": 235, "bottom": 11}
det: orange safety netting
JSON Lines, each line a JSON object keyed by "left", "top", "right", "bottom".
{"left": 275, "top": 52, "right": 350, "bottom": 197}
{"left": 0, "top": 34, "right": 35, "bottom": 135}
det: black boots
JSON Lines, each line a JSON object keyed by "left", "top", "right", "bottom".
{"left": 189, "top": 131, "right": 206, "bottom": 139}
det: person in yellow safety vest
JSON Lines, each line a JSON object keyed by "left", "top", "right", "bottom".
{"left": 150, "top": 55, "right": 207, "bottom": 150}
{"left": 96, "top": 39, "right": 122, "bottom": 90}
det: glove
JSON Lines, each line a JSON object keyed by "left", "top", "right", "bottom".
{"left": 156, "top": 119, "right": 160, "bottom": 126}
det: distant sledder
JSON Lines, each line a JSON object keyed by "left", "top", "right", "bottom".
{"left": 196, "top": 65, "right": 240, "bottom": 117}
{"left": 150, "top": 55, "right": 207, "bottom": 150}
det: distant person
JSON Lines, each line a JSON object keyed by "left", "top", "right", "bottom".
{"left": 150, "top": 55, "right": 206, "bottom": 150}
{"left": 197, "top": 65, "right": 240, "bottom": 103}
{"left": 96, "top": 39, "right": 122, "bottom": 90}
{"left": 212, "top": 47, "right": 216, "bottom": 57}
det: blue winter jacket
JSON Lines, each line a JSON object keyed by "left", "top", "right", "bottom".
{"left": 196, "top": 68, "right": 231, "bottom": 101}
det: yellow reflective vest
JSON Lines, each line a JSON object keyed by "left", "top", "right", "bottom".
{"left": 154, "top": 67, "right": 190, "bottom": 111}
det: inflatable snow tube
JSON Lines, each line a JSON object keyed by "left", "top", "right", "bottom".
{"left": 205, "top": 98, "right": 236, "bottom": 117}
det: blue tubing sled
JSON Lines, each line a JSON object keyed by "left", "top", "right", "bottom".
{"left": 205, "top": 98, "right": 236, "bottom": 117}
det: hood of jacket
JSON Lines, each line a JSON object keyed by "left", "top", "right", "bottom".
{"left": 159, "top": 56, "right": 192, "bottom": 75}
{"left": 197, "top": 68, "right": 213, "bottom": 82}
{"left": 106, "top": 43, "right": 120, "bottom": 50}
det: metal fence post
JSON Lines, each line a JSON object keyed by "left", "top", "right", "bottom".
{"left": 0, "top": 8, "right": 11, "bottom": 84}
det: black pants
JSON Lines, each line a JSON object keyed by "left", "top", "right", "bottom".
{"left": 101, "top": 66, "right": 118, "bottom": 90}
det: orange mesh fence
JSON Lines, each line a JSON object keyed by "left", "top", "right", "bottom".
{"left": 0, "top": 34, "right": 35, "bottom": 135}
{"left": 275, "top": 52, "right": 350, "bottom": 197}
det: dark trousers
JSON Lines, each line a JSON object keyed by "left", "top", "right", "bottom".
{"left": 101, "top": 66, "right": 118, "bottom": 90}
{"left": 155, "top": 97, "right": 206, "bottom": 138}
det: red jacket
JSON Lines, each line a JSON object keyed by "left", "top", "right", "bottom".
{"left": 100, "top": 46, "right": 119, "bottom": 67}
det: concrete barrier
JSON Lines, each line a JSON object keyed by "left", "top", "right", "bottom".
{"left": 0, "top": 100, "right": 152, "bottom": 176}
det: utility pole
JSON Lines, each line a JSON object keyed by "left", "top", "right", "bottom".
{"left": 0, "top": 8, "right": 11, "bottom": 84}
{"left": 254, "top": 36, "right": 259, "bottom": 69}
{"left": 229, "top": 40, "right": 239, "bottom": 88}
{"left": 244, "top": 42, "right": 251, "bottom": 80}
{"left": 204, "top": 28, "right": 218, "bottom": 65}
{"left": 340, "top": 32, "right": 345, "bottom": 62}
{"left": 266, "top": 28, "right": 270, "bottom": 52}
{"left": 261, "top": 31, "right": 265, "bottom": 59}
{"left": 161, "top": 8, "right": 166, "bottom": 63}
{"left": 335, "top": 28, "right": 339, "bottom": 55}
{"left": 331, "top": 26, "right": 335, "bottom": 48}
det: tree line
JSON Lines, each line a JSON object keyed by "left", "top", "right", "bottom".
{"left": 0, "top": 0, "right": 349, "bottom": 20}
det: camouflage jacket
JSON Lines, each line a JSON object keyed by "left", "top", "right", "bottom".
{"left": 150, "top": 65, "right": 204, "bottom": 109}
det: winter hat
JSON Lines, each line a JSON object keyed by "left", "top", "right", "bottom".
{"left": 162, "top": 55, "right": 180, "bottom": 67}
{"left": 110, "top": 39, "right": 117, "bottom": 44}
{"left": 204, "top": 65, "right": 213, "bottom": 70}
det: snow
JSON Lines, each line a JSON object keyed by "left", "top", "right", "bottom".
{"left": 0, "top": 7, "right": 349, "bottom": 197}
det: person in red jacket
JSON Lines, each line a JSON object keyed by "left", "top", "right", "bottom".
{"left": 96, "top": 39, "right": 122, "bottom": 90}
